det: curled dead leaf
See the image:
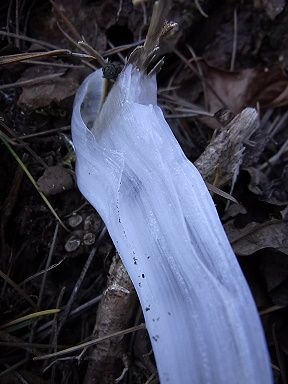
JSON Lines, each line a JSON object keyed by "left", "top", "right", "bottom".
{"left": 178, "top": 60, "right": 288, "bottom": 115}
{"left": 203, "top": 63, "right": 288, "bottom": 113}
{"left": 225, "top": 219, "right": 288, "bottom": 256}
{"left": 244, "top": 168, "right": 288, "bottom": 206}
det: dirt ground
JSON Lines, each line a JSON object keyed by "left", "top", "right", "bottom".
{"left": 0, "top": 0, "right": 288, "bottom": 383}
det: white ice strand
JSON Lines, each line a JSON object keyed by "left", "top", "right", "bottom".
{"left": 72, "top": 65, "right": 272, "bottom": 384}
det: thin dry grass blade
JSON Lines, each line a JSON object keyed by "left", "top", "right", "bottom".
{"left": 78, "top": 41, "right": 106, "bottom": 67}
{"left": 0, "top": 50, "right": 71, "bottom": 65}
{"left": 144, "top": 0, "right": 170, "bottom": 54}
{"left": 128, "top": 0, "right": 171, "bottom": 69}
{"left": 0, "top": 136, "right": 69, "bottom": 232}
{"left": 50, "top": 0, "right": 82, "bottom": 42}
{"left": 33, "top": 323, "right": 145, "bottom": 360}
{"left": 0, "top": 309, "right": 61, "bottom": 330}
{"left": 0, "top": 269, "right": 36, "bottom": 309}
{"left": 206, "top": 182, "right": 238, "bottom": 203}
{"left": 0, "top": 30, "right": 60, "bottom": 50}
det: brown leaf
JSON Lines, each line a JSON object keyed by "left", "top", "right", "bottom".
{"left": 203, "top": 63, "right": 288, "bottom": 113}
{"left": 225, "top": 219, "right": 288, "bottom": 256}
{"left": 18, "top": 66, "right": 89, "bottom": 109}
{"left": 244, "top": 168, "right": 288, "bottom": 206}
{"left": 37, "top": 165, "right": 73, "bottom": 195}
{"left": 261, "top": 250, "right": 288, "bottom": 293}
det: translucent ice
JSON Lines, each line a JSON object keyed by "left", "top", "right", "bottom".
{"left": 72, "top": 65, "right": 272, "bottom": 384}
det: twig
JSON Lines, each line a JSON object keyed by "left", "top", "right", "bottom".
{"left": 260, "top": 136, "right": 288, "bottom": 171}
{"left": 55, "top": 226, "right": 107, "bottom": 336}
{"left": 49, "top": 286, "right": 66, "bottom": 379}
{"left": 230, "top": 8, "right": 238, "bottom": 71}
{"left": 22, "top": 59, "right": 84, "bottom": 68}
{"left": 194, "top": 0, "right": 208, "bottom": 18}
{"left": 173, "top": 49, "right": 227, "bottom": 109}
{"left": 50, "top": 0, "right": 82, "bottom": 42}
{"left": 272, "top": 323, "right": 288, "bottom": 384}
{"left": 18, "top": 126, "right": 70, "bottom": 140}
{"left": 107, "top": 40, "right": 125, "bottom": 64}
{"left": 33, "top": 323, "right": 146, "bottom": 360}
{"left": 0, "top": 162, "right": 24, "bottom": 274}
{"left": 0, "top": 31, "right": 60, "bottom": 50}
{"left": 0, "top": 269, "right": 36, "bottom": 309}
{"left": 0, "top": 121, "right": 48, "bottom": 168}
{"left": 0, "top": 135, "right": 69, "bottom": 231}
{"left": 51, "top": 2, "right": 101, "bottom": 71}
{"left": 144, "top": 373, "right": 157, "bottom": 384}
{"left": 205, "top": 182, "right": 238, "bottom": 204}
{"left": 0, "top": 309, "right": 60, "bottom": 330}
{"left": 0, "top": 72, "right": 65, "bottom": 91}
{"left": 78, "top": 40, "right": 106, "bottom": 67}
{"left": 84, "top": 255, "right": 137, "bottom": 384}
{"left": 19, "top": 258, "right": 65, "bottom": 286}
{"left": 166, "top": 111, "right": 213, "bottom": 118}
{"left": 186, "top": 44, "right": 208, "bottom": 109}
{"left": 23, "top": 0, "right": 36, "bottom": 37}
{"left": 70, "top": 294, "right": 102, "bottom": 317}
{"left": 0, "top": 358, "right": 29, "bottom": 378}
{"left": 6, "top": 0, "right": 13, "bottom": 44}
{"left": 195, "top": 108, "right": 259, "bottom": 188}
{"left": 33, "top": 294, "right": 102, "bottom": 340}
{"left": 117, "top": 0, "right": 123, "bottom": 19}
{"left": 260, "top": 305, "right": 285, "bottom": 316}
{"left": 0, "top": 340, "right": 65, "bottom": 350}
{"left": 0, "top": 328, "right": 48, "bottom": 356}
{"left": 0, "top": 49, "right": 71, "bottom": 65}
{"left": 15, "top": 0, "right": 20, "bottom": 48}
{"left": 103, "top": 40, "right": 145, "bottom": 57}
{"left": 55, "top": 22, "right": 97, "bottom": 70}
{"left": 138, "top": 2, "right": 148, "bottom": 40}
{"left": 38, "top": 224, "right": 59, "bottom": 310}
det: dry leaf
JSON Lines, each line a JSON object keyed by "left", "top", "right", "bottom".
{"left": 203, "top": 63, "right": 288, "bottom": 113}
{"left": 18, "top": 66, "right": 89, "bottom": 109}
{"left": 37, "top": 165, "right": 73, "bottom": 195}
{"left": 225, "top": 219, "right": 288, "bottom": 256}
{"left": 261, "top": 250, "right": 288, "bottom": 293}
{"left": 244, "top": 168, "right": 288, "bottom": 205}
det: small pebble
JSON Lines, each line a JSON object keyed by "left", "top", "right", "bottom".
{"left": 37, "top": 165, "right": 73, "bottom": 196}
{"left": 83, "top": 232, "right": 96, "bottom": 245}
{"left": 84, "top": 213, "right": 102, "bottom": 233}
{"left": 65, "top": 236, "right": 81, "bottom": 252}
{"left": 68, "top": 214, "right": 83, "bottom": 228}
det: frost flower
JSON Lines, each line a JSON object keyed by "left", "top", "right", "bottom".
{"left": 72, "top": 65, "right": 272, "bottom": 384}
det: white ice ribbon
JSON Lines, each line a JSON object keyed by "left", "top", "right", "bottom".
{"left": 72, "top": 65, "right": 272, "bottom": 384}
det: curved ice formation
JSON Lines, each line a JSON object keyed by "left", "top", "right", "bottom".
{"left": 71, "top": 65, "right": 272, "bottom": 384}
